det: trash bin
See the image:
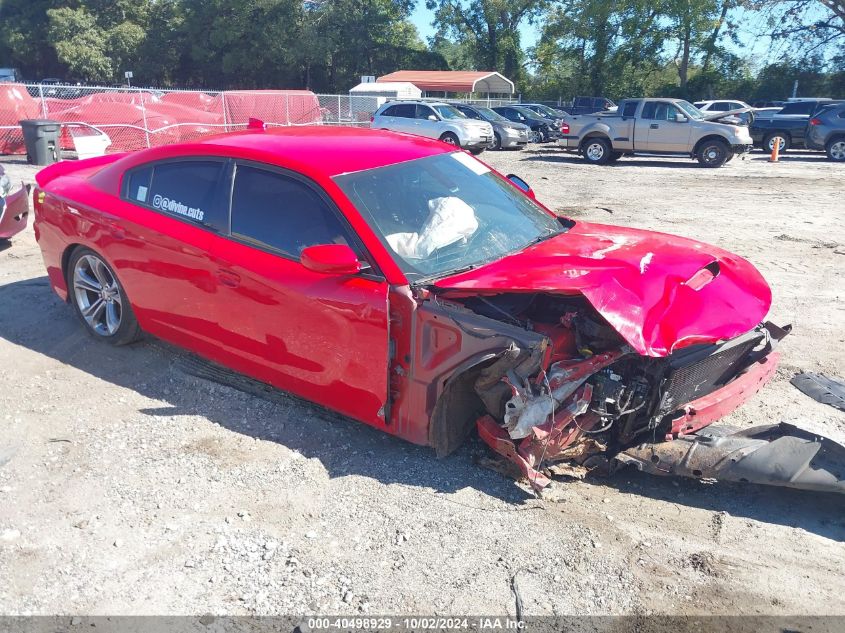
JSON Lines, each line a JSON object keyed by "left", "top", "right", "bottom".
{"left": 19, "top": 119, "right": 61, "bottom": 166}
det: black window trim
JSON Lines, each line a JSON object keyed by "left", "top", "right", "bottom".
{"left": 226, "top": 159, "right": 385, "bottom": 280}
{"left": 120, "top": 156, "right": 231, "bottom": 234}
{"left": 120, "top": 156, "right": 385, "bottom": 281}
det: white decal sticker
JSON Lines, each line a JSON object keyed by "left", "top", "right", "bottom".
{"left": 136, "top": 185, "right": 148, "bottom": 202}
{"left": 451, "top": 151, "right": 490, "bottom": 175}
{"left": 151, "top": 193, "right": 204, "bottom": 221}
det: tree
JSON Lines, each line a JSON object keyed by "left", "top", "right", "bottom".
{"left": 47, "top": 7, "right": 114, "bottom": 82}
{"left": 425, "top": 0, "right": 547, "bottom": 84}
{"left": 534, "top": 0, "right": 668, "bottom": 98}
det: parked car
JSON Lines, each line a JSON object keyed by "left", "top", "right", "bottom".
{"left": 568, "top": 96, "right": 616, "bottom": 115}
{"left": 451, "top": 103, "right": 530, "bottom": 150}
{"left": 0, "top": 166, "right": 30, "bottom": 242}
{"left": 30, "top": 126, "right": 844, "bottom": 495}
{"left": 805, "top": 101, "right": 845, "bottom": 161}
{"left": 693, "top": 100, "right": 754, "bottom": 125}
{"left": 560, "top": 98, "right": 753, "bottom": 167}
{"left": 371, "top": 100, "right": 493, "bottom": 154}
{"left": 518, "top": 103, "right": 571, "bottom": 122}
{"left": 492, "top": 105, "right": 564, "bottom": 142}
{"left": 749, "top": 99, "right": 840, "bottom": 152}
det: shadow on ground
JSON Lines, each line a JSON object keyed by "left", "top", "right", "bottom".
{"left": 0, "top": 276, "right": 843, "bottom": 538}
{"left": 518, "top": 147, "right": 832, "bottom": 167}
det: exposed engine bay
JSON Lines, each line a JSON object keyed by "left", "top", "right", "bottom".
{"left": 431, "top": 291, "right": 805, "bottom": 491}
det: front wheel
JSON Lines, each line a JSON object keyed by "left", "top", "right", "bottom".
{"left": 439, "top": 132, "right": 460, "bottom": 146}
{"left": 826, "top": 137, "right": 845, "bottom": 162}
{"left": 492, "top": 132, "right": 502, "bottom": 150}
{"left": 696, "top": 139, "right": 730, "bottom": 167}
{"left": 582, "top": 138, "right": 612, "bottom": 165}
{"left": 67, "top": 247, "right": 141, "bottom": 345}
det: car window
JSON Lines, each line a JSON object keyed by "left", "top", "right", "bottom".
{"left": 381, "top": 105, "right": 398, "bottom": 117}
{"left": 125, "top": 160, "right": 228, "bottom": 232}
{"left": 386, "top": 104, "right": 415, "bottom": 118}
{"left": 641, "top": 102, "right": 657, "bottom": 119}
{"left": 416, "top": 104, "right": 437, "bottom": 120}
{"left": 334, "top": 152, "right": 565, "bottom": 282}
{"left": 457, "top": 106, "right": 480, "bottom": 119}
{"left": 779, "top": 102, "right": 814, "bottom": 115}
{"left": 622, "top": 101, "right": 639, "bottom": 117}
{"left": 653, "top": 102, "right": 679, "bottom": 120}
{"left": 230, "top": 165, "right": 353, "bottom": 258}
{"left": 712, "top": 102, "right": 729, "bottom": 111}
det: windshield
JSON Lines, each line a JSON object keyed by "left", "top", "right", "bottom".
{"left": 512, "top": 106, "right": 542, "bottom": 120}
{"left": 432, "top": 104, "right": 466, "bottom": 120}
{"left": 474, "top": 106, "right": 509, "bottom": 122}
{"left": 534, "top": 104, "right": 561, "bottom": 118}
{"left": 334, "top": 153, "right": 565, "bottom": 282}
{"left": 675, "top": 100, "right": 704, "bottom": 119}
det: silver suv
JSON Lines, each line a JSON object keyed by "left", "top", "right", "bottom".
{"left": 371, "top": 101, "right": 494, "bottom": 154}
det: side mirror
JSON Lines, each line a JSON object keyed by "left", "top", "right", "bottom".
{"left": 675, "top": 113, "right": 688, "bottom": 123}
{"left": 300, "top": 244, "right": 363, "bottom": 275}
{"left": 427, "top": 115, "right": 438, "bottom": 121}
{"left": 506, "top": 174, "right": 535, "bottom": 199}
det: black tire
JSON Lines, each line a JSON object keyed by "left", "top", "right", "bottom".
{"left": 763, "top": 133, "right": 790, "bottom": 154}
{"left": 67, "top": 247, "right": 141, "bottom": 346}
{"left": 469, "top": 147, "right": 485, "bottom": 155}
{"left": 825, "top": 137, "right": 845, "bottom": 162}
{"left": 439, "top": 132, "right": 460, "bottom": 146}
{"left": 538, "top": 128, "right": 549, "bottom": 143}
{"left": 582, "top": 137, "right": 612, "bottom": 165}
{"left": 696, "top": 139, "right": 730, "bottom": 167}
{"left": 492, "top": 132, "right": 502, "bottom": 150}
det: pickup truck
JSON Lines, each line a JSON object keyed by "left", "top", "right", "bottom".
{"left": 749, "top": 99, "right": 841, "bottom": 152}
{"left": 558, "top": 98, "right": 753, "bottom": 167}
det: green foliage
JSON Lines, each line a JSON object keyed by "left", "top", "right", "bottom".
{"left": 0, "top": 0, "right": 842, "bottom": 97}
{"left": 426, "top": 0, "right": 547, "bottom": 85}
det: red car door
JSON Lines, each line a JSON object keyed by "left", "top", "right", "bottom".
{"left": 104, "top": 158, "right": 231, "bottom": 352}
{"left": 205, "top": 162, "right": 390, "bottom": 429}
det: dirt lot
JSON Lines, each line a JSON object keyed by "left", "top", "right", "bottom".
{"left": 0, "top": 148, "right": 843, "bottom": 618}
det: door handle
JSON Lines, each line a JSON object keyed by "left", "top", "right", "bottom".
{"left": 216, "top": 269, "right": 241, "bottom": 288}
{"left": 650, "top": 123, "right": 659, "bottom": 129}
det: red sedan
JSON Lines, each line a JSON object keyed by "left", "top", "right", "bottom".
{"left": 32, "top": 126, "right": 842, "bottom": 494}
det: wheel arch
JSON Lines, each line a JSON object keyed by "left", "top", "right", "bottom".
{"left": 579, "top": 131, "right": 612, "bottom": 152}
{"left": 693, "top": 134, "right": 731, "bottom": 155}
{"left": 61, "top": 243, "right": 87, "bottom": 302}
{"left": 428, "top": 353, "right": 499, "bottom": 458}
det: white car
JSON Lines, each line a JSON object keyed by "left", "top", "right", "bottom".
{"left": 694, "top": 100, "right": 755, "bottom": 124}
{"left": 371, "top": 101, "right": 494, "bottom": 154}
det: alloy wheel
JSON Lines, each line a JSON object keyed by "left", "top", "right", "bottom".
{"left": 830, "top": 140, "right": 845, "bottom": 161}
{"left": 72, "top": 254, "right": 123, "bottom": 336}
{"left": 586, "top": 142, "right": 605, "bottom": 161}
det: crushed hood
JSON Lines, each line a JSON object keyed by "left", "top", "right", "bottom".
{"left": 433, "top": 221, "right": 772, "bottom": 357}
{"left": 701, "top": 107, "right": 752, "bottom": 122}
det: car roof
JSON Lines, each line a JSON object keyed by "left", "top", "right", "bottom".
{"left": 193, "top": 126, "right": 451, "bottom": 177}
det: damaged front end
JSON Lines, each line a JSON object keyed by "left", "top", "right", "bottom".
{"left": 426, "top": 289, "right": 844, "bottom": 495}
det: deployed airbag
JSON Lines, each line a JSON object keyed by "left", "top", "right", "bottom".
{"left": 387, "top": 196, "right": 478, "bottom": 259}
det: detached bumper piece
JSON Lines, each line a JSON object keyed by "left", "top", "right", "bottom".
{"left": 0, "top": 182, "right": 30, "bottom": 240}
{"left": 617, "top": 422, "right": 845, "bottom": 494}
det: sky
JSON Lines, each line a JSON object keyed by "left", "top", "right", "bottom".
{"left": 408, "top": 4, "right": 790, "bottom": 71}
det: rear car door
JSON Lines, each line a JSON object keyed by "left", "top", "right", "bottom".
{"left": 115, "top": 158, "right": 231, "bottom": 350}
{"left": 377, "top": 103, "right": 415, "bottom": 134}
{"left": 205, "top": 162, "right": 390, "bottom": 427}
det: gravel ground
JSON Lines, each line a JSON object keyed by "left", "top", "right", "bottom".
{"left": 0, "top": 147, "right": 843, "bottom": 618}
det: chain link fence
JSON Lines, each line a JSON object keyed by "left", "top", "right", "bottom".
{"left": 0, "top": 83, "right": 520, "bottom": 154}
